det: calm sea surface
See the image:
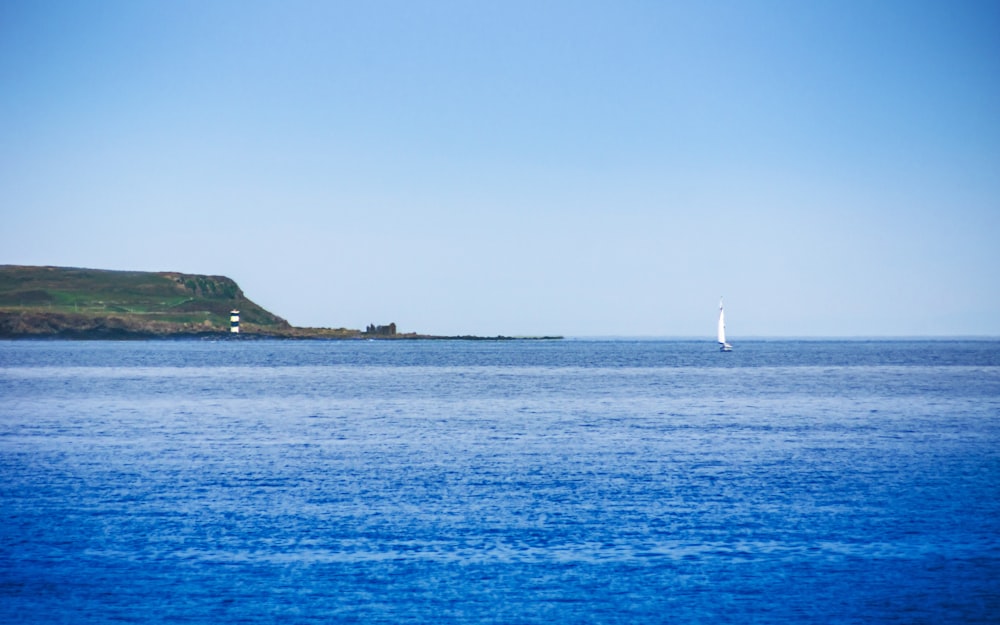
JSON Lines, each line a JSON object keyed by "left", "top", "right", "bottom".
{"left": 1, "top": 339, "right": 999, "bottom": 623}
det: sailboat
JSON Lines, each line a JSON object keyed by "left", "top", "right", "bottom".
{"left": 717, "top": 298, "right": 733, "bottom": 352}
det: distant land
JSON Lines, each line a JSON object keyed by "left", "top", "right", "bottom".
{"left": 0, "top": 265, "right": 561, "bottom": 340}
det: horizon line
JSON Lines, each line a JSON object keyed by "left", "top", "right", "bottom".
{"left": 559, "top": 334, "right": 1000, "bottom": 341}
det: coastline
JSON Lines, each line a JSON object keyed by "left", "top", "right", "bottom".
{"left": 0, "top": 266, "right": 562, "bottom": 341}
{"left": 0, "top": 310, "right": 561, "bottom": 341}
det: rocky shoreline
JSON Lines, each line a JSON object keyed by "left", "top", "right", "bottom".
{"left": 0, "top": 311, "right": 560, "bottom": 341}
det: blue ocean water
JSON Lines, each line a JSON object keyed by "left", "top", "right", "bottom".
{"left": 1, "top": 338, "right": 999, "bottom": 623}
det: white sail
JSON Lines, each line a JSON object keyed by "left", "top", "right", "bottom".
{"left": 718, "top": 298, "right": 732, "bottom": 351}
{"left": 717, "top": 300, "right": 726, "bottom": 344}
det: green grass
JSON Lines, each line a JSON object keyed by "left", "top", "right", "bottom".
{"left": 0, "top": 265, "right": 288, "bottom": 327}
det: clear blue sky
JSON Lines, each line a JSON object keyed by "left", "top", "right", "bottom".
{"left": 2, "top": 1, "right": 998, "bottom": 337}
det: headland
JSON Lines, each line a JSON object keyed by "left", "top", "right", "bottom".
{"left": 0, "top": 265, "right": 561, "bottom": 340}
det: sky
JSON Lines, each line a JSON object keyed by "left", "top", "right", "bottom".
{"left": 1, "top": 0, "right": 998, "bottom": 337}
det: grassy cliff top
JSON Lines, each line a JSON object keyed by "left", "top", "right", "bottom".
{"left": 0, "top": 265, "right": 290, "bottom": 336}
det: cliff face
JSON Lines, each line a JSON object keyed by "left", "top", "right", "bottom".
{"left": 0, "top": 265, "right": 290, "bottom": 338}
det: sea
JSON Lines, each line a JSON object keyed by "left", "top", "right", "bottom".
{"left": 1, "top": 338, "right": 999, "bottom": 624}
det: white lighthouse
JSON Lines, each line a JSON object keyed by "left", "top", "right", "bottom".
{"left": 230, "top": 309, "right": 240, "bottom": 333}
